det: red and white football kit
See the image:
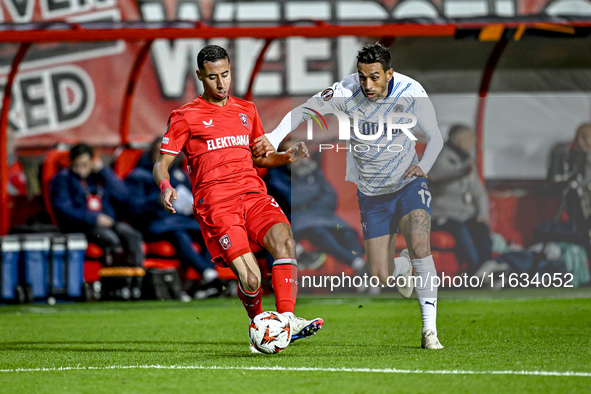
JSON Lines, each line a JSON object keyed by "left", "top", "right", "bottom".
{"left": 160, "top": 95, "right": 289, "bottom": 267}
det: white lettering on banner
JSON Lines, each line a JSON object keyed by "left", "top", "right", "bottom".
{"left": 2, "top": 0, "right": 35, "bottom": 23}
{"left": 137, "top": 1, "right": 368, "bottom": 98}
{"left": 234, "top": 38, "right": 283, "bottom": 96}
{"left": 139, "top": 1, "right": 204, "bottom": 99}
{"left": 206, "top": 135, "right": 250, "bottom": 151}
{"left": 41, "top": 0, "right": 117, "bottom": 20}
{"left": 140, "top": 0, "right": 584, "bottom": 98}
{"left": 0, "top": 65, "right": 95, "bottom": 136}
{"left": 0, "top": 7, "right": 124, "bottom": 74}
{"left": 287, "top": 38, "right": 333, "bottom": 95}
{"left": 0, "top": 0, "right": 118, "bottom": 23}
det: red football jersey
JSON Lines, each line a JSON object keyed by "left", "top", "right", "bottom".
{"left": 160, "top": 95, "right": 267, "bottom": 205}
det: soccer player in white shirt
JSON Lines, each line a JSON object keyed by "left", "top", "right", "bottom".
{"left": 253, "top": 43, "right": 444, "bottom": 349}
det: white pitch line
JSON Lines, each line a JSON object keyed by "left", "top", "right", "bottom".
{"left": 0, "top": 365, "right": 590, "bottom": 377}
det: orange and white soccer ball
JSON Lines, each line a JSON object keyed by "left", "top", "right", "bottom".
{"left": 249, "top": 311, "right": 291, "bottom": 354}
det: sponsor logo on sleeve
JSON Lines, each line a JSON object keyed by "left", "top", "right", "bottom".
{"left": 321, "top": 88, "right": 334, "bottom": 101}
{"left": 393, "top": 104, "right": 406, "bottom": 112}
{"left": 219, "top": 234, "right": 232, "bottom": 250}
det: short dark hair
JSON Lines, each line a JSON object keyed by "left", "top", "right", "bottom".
{"left": 448, "top": 124, "right": 472, "bottom": 142}
{"left": 197, "top": 45, "right": 230, "bottom": 70}
{"left": 357, "top": 43, "right": 391, "bottom": 72}
{"left": 70, "top": 143, "right": 93, "bottom": 162}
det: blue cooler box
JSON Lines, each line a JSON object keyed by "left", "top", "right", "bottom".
{"left": 1, "top": 235, "right": 21, "bottom": 302}
{"left": 21, "top": 234, "right": 51, "bottom": 300}
{"left": 21, "top": 233, "right": 88, "bottom": 300}
{"left": 50, "top": 233, "right": 88, "bottom": 298}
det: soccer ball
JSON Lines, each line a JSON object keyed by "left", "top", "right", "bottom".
{"left": 249, "top": 311, "right": 292, "bottom": 354}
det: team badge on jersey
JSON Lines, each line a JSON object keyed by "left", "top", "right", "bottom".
{"left": 239, "top": 113, "right": 248, "bottom": 127}
{"left": 219, "top": 234, "right": 232, "bottom": 250}
{"left": 393, "top": 104, "right": 406, "bottom": 113}
{"left": 321, "top": 88, "right": 334, "bottom": 101}
{"left": 162, "top": 137, "right": 169, "bottom": 144}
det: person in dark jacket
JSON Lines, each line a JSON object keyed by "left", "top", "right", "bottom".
{"left": 50, "top": 143, "right": 144, "bottom": 267}
{"left": 545, "top": 124, "right": 591, "bottom": 253}
{"left": 429, "top": 125, "right": 493, "bottom": 276}
{"left": 267, "top": 149, "right": 365, "bottom": 273}
{"left": 125, "top": 138, "right": 220, "bottom": 295}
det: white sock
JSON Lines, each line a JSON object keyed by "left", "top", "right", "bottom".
{"left": 411, "top": 255, "right": 438, "bottom": 333}
{"left": 392, "top": 254, "right": 411, "bottom": 277}
{"left": 202, "top": 268, "right": 218, "bottom": 284}
{"left": 351, "top": 257, "right": 366, "bottom": 272}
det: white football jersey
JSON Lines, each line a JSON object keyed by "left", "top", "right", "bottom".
{"left": 268, "top": 72, "right": 443, "bottom": 196}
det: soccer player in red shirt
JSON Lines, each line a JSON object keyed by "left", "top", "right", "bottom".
{"left": 153, "top": 45, "right": 323, "bottom": 351}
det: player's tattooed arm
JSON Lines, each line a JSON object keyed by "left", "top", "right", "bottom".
{"left": 252, "top": 141, "right": 309, "bottom": 168}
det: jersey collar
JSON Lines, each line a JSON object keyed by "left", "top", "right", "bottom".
{"left": 387, "top": 76, "right": 394, "bottom": 97}
{"left": 198, "top": 94, "right": 232, "bottom": 107}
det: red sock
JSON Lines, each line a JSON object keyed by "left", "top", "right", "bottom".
{"left": 272, "top": 259, "right": 298, "bottom": 314}
{"left": 237, "top": 282, "right": 263, "bottom": 319}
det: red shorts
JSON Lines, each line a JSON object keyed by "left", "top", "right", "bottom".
{"left": 193, "top": 192, "right": 289, "bottom": 267}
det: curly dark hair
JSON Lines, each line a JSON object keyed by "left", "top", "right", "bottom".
{"left": 197, "top": 45, "right": 230, "bottom": 70}
{"left": 356, "top": 43, "right": 391, "bottom": 72}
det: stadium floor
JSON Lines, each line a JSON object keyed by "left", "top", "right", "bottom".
{"left": 1, "top": 288, "right": 590, "bottom": 393}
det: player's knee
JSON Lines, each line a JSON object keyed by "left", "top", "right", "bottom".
{"left": 265, "top": 223, "right": 295, "bottom": 257}
{"left": 243, "top": 271, "right": 261, "bottom": 293}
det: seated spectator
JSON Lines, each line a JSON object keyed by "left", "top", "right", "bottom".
{"left": 546, "top": 123, "right": 591, "bottom": 244}
{"left": 50, "top": 143, "right": 144, "bottom": 267}
{"left": 7, "top": 129, "right": 27, "bottom": 197}
{"left": 125, "top": 138, "right": 221, "bottom": 296}
{"left": 547, "top": 123, "right": 591, "bottom": 184}
{"left": 429, "top": 125, "right": 493, "bottom": 276}
{"left": 267, "top": 146, "right": 365, "bottom": 273}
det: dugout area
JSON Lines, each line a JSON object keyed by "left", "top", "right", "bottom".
{"left": 1, "top": 15, "right": 591, "bottom": 290}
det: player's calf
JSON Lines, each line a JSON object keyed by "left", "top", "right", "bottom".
{"left": 231, "top": 253, "right": 264, "bottom": 319}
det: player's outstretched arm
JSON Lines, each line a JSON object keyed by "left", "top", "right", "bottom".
{"left": 153, "top": 153, "right": 178, "bottom": 214}
{"left": 253, "top": 141, "right": 310, "bottom": 168}
{"left": 252, "top": 105, "right": 313, "bottom": 157}
{"left": 252, "top": 135, "right": 275, "bottom": 158}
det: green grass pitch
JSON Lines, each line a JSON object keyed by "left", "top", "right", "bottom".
{"left": 1, "top": 290, "right": 590, "bottom": 393}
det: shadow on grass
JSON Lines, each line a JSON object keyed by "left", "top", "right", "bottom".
{"left": 0, "top": 340, "right": 422, "bottom": 358}
{"left": 0, "top": 340, "right": 245, "bottom": 353}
